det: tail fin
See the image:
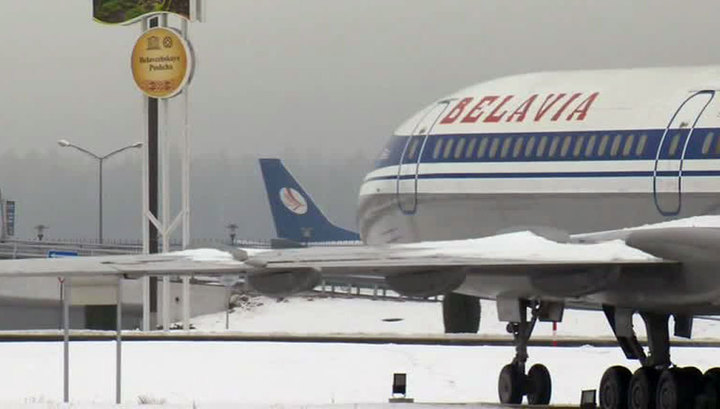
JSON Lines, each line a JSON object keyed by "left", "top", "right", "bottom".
{"left": 259, "top": 158, "right": 361, "bottom": 243}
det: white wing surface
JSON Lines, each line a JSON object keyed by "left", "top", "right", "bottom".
{"left": 0, "top": 231, "right": 678, "bottom": 298}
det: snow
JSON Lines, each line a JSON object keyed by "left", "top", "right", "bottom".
{"left": 399, "top": 231, "right": 658, "bottom": 261}
{"left": 3, "top": 296, "right": 720, "bottom": 408}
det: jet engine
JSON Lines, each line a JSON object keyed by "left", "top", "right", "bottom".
{"left": 385, "top": 269, "right": 466, "bottom": 298}
{"left": 247, "top": 269, "right": 321, "bottom": 298}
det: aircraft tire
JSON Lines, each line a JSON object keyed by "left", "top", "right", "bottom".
{"left": 442, "top": 293, "right": 480, "bottom": 333}
{"left": 600, "top": 366, "right": 631, "bottom": 409}
{"left": 656, "top": 367, "right": 696, "bottom": 409}
{"left": 628, "top": 367, "right": 659, "bottom": 409}
{"left": 696, "top": 368, "right": 720, "bottom": 409}
{"left": 498, "top": 363, "right": 523, "bottom": 404}
{"left": 526, "top": 363, "right": 551, "bottom": 405}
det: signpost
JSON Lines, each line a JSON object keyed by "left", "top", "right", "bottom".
{"left": 92, "top": 2, "right": 202, "bottom": 403}
{"left": 130, "top": 27, "right": 193, "bottom": 99}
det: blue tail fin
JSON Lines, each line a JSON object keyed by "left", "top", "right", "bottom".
{"left": 259, "top": 158, "right": 361, "bottom": 243}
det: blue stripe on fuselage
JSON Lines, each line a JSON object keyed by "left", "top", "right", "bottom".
{"left": 365, "top": 170, "right": 720, "bottom": 183}
{"left": 373, "top": 128, "right": 720, "bottom": 169}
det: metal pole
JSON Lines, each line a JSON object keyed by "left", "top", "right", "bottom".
{"left": 225, "top": 286, "right": 230, "bottom": 330}
{"left": 141, "top": 16, "right": 151, "bottom": 331}
{"left": 181, "top": 18, "right": 191, "bottom": 330}
{"left": 147, "top": 16, "right": 160, "bottom": 330}
{"left": 161, "top": 12, "right": 171, "bottom": 331}
{"left": 116, "top": 277, "right": 123, "bottom": 404}
{"left": 98, "top": 158, "right": 103, "bottom": 244}
{"left": 62, "top": 278, "right": 70, "bottom": 403}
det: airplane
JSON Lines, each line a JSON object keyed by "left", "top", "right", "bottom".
{"left": 4, "top": 65, "right": 720, "bottom": 409}
{"left": 258, "top": 158, "right": 361, "bottom": 244}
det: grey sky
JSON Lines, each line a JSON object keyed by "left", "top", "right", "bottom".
{"left": 1, "top": 1, "right": 720, "bottom": 241}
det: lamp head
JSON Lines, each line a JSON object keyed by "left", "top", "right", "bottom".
{"left": 131, "top": 141, "right": 143, "bottom": 148}
{"left": 57, "top": 139, "right": 71, "bottom": 147}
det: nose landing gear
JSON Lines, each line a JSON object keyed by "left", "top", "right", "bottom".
{"left": 497, "top": 301, "right": 552, "bottom": 405}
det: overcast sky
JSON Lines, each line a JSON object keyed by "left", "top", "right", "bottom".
{"left": 2, "top": 1, "right": 720, "bottom": 241}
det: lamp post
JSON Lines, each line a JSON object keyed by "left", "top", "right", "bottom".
{"left": 58, "top": 140, "right": 142, "bottom": 244}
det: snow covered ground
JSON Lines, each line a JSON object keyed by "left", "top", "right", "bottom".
{"left": 3, "top": 295, "right": 720, "bottom": 408}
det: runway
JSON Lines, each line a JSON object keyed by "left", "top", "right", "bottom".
{"left": 0, "top": 330, "right": 718, "bottom": 348}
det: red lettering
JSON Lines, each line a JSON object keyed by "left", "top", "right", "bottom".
{"left": 440, "top": 98, "right": 473, "bottom": 124}
{"left": 533, "top": 94, "right": 566, "bottom": 121}
{"left": 506, "top": 94, "right": 537, "bottom": 122}
{"left": 484, "top": 95, "right": 514, "bottom": 123}
{"left": 460, "top": 96, "right": 498, "bottom": 123}
{"left": 566, "top": 92, "right": 599, "bottom": 121}
{"left": 551, "top": 93, "right": 581, "bottom": 121}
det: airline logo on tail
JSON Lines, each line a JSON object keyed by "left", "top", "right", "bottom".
{"left": 279, "top": 187, "right": 308, "bottom": 215}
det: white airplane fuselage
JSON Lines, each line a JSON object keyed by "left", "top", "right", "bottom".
{"left": 356, "top": 66, "right": 720, "bottom": 311}
{"left": 359, "top": 66, "right": 720, "bottom": 244}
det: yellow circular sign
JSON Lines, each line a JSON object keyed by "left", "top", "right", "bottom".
{"left": 131, "top": 27, "right": 193, "bottom": 98}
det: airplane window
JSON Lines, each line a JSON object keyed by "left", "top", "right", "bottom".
{"left": 406, "top": 138, "right": 420, "bottom": 160}
{"left": 477, "top": 137, "right": 490, "bottom": 158}
{"left": 465, "top": 137, "right": 477, "bottom": 158}
{"left": 668, "top": 133, "right": 681, "bottom": 157}
{"left": 573, "top": 136, "right": 585, "bottom": 157}
{"left": 488, "top": 138, "right": 500, "bottom": 158}
{"left": 500, "top": 137, "right": 512, "bottom": 158}
{"left": 622, "top": 134, "right": 635, "bottom": 157}
{"left": 536, "top": 136, "right": 548, "bottom": 157}
{"left": 560, "top": 136, "right": 572, "bottom": 157}
{"left": 598, "top": 135, "right": 609, "bottom": 156}
{"left": 610, "top": 134, "right": 622, "bottom": 156}
{"left": 454, "top": 137, "right": 466, "bottom": 159}
{"left": 513, "top": 137, "right": 524, "bottom": 158}
{"left": 636, "top": 134, "right": 648, "bottom": 156}
{"left": 548, "top": 136, "right": 561, "bottom": 157}
{"left": 432, "top": 138, "right": 444, "bottom": 159}
{"left": 585, "top": 135, "right": 596, "bottom": 157}
{"left": 715, "top": 133, "right": 720, "bottom": 155}
{"left": 525, "top": 136, "right": 536, "bottom": 157}
{"left": 443, "top": 138, "right": 455, "bottom": 159}
{"left": 702, "top": 132, "right": 714, "bottom": 155}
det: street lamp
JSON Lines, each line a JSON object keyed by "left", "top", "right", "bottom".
{"left": 57, "top": 140, "right": 142, "bottom": 243}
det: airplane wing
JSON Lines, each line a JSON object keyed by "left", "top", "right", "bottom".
{"left": 0, "top": 231, "right": 680, "bottom": 298}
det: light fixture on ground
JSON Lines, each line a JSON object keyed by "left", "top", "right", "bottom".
{"left": 57, "top": 140, "right": 142, "bottom": 243}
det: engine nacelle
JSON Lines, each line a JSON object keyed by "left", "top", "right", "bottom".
{"left": 385, "top": 269, "right": 466, "bottom": 298}
{"left": 247, "top": 269, "right": 321, "bottom": 298}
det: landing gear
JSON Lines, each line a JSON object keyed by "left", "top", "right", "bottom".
{"left": 600, "top": 366, "right": 632, "bottom": 409}
{"left": 496, "top": 300, "right": 552, "bottom": 405}
{"left": 628, "top": 367, "right": 659, "bottom": 409}
{"left": 599, "top": 309, "right": 720, "bottom": 409}
{"left": 527, "top": 363, "right": 552, "bottom": 405}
